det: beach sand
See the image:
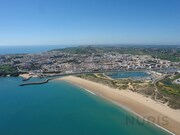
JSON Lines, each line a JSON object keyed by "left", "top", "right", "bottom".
{"left": 57, "top": 76, "right": 180, "bottom": 135}
{"left": 19, "top": 73, "right": 38, "bottom": 79}
{"left": 19, "top": 74, "right": 31, "bottom": 79}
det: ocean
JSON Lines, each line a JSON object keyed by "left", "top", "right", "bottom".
{"left": 0, "top": 77, "right": 170, "bottom": 135}
{"left": 0, "top": 45, "right": 74, "bottom": 55}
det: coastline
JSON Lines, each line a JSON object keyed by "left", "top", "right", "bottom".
{"left": 19, "top": 74, "right": 31, "bottom": 79}
{"left": 19, "top": 73, "right": 38, "bottom": 79}
{"left": 56, "top": 76, "right": 180, "bottom": 135}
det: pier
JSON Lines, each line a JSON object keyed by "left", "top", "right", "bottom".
{"left": 19, "top": 78, "right": 54, "bottom": 86}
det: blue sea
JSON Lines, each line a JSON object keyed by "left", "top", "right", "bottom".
{"left": 0, "top": 45, "right": 74, "bottom": 55}
{"left": 0, "top": 77, "right": 170, "bottom": 135}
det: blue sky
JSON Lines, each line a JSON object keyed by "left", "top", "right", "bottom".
{"left": 0, "top": 0, "right": 180, "bottom": 46}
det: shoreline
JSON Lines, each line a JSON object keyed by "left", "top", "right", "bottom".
{"left": 56, "top": 76, "right": 180, "bottom": 135}
{"left": 19, "top": 74, "right": 31, "bottom": 79}
{"left": 19, "top": 73, "right": 38, "bottom": 79}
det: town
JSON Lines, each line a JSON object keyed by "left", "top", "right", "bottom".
{"left": 0, "top": 46, "right": 179, "bottom": 76}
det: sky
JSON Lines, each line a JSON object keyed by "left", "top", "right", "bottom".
{"left": 0, "top": 0, "right": 180, "bottom": 46}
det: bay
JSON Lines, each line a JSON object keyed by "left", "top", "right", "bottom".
{"left": 0, "top": 77, "right": 169, "bottom": 135}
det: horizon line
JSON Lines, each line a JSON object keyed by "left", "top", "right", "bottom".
{"left": 0, "top": 44, "right": 180, "bottom": 47}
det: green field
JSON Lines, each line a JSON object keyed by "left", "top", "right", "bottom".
{"left": 156, "top": 74, "right": 180, "bottom": 109}
{"left": 157, "top": 74, "right": 180, "bottom": 96}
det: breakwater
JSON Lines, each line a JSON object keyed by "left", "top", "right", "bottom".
{"left": 19, "top": 78, "right": 54, "bottom": 86}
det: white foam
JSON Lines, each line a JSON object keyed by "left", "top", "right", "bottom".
{"left": 84, "top": 88, "right": 96, "bottom": 95}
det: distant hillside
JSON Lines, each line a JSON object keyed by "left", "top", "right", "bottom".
{"left": 51, "top": 45, "right": 180, "bottom": 62}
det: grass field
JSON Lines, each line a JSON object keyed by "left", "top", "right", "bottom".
{"left": 157, "top": 74, "right": 180, "bottom": 96}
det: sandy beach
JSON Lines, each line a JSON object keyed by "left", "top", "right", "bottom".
{"left": 19, "top": 74, "right": 31, "bottom": 79}
{"left": 57, "top": 76, "right": 180, "bottom": 135}
{"left": 19, "top": 73, "right": 38, "bottom": 79}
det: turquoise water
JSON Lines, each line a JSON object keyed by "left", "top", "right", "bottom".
{"left": 0, "top": 77, "right": 169, "bottom": 135}
{"left": 106, "top": 71, "right": 150, "bottom": 79}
